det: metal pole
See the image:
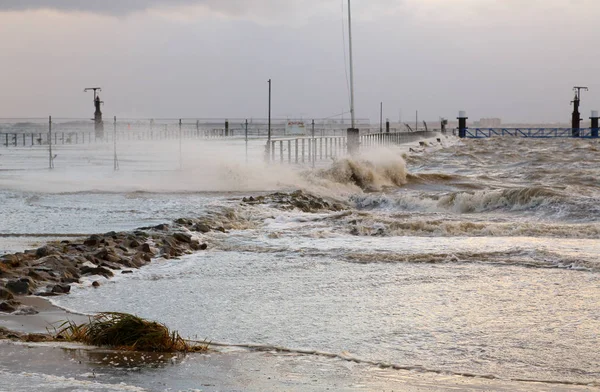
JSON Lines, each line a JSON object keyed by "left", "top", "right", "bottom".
{"left": 113, "top": 116, "right": 119, "bottom": 171}
{"left": 312, "top": 119, "right": 315, "bottom": 168}
{"left": 265, "top": 79, "right": 271, "bottom": 160}
{"left": 245, "top": 119, "right": 249, "bottom": 163}
{"left": 380, "top": 102, "right": 383, "bottom": 133}
{"left": 268, "top": 79, "right": 272, "bottom": 147}
{"left": 179, "top": 119, "right": 182, "bottom": 170}
{"left": 48, "top": 116, "right": 54, "bottom": 169}
{"left": 348, "top": 0, "right": 356, "bottom": 129}
{"left": 416, "top": 110, "right": 418, "bottom": 132}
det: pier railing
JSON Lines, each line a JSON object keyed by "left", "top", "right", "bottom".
{"left": 463, "top": 128, "right": 599, "bottom": 138}
{"left": 266, "top": 130, "right": 441, "bottom": 165}
{"left": 0, "top": 117, "right": 382, "bottom": 147}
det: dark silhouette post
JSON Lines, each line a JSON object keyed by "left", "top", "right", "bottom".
{"left": 458, "top": 111, "right": 468, "bottom": 138}
{"left": 591, "top": 110, "right": 599, "bottom": 138}
{"left": 571, "top": 86, "right": 588, "bottom": 137}
{"left": 380, "top": 102, "right": 383, "bottom": 133}
{"left": 266, "top": 79, "right": 272, "bottom": 162}
{"left": 245, "top": 119, "right": 249, "bottom": 163}
{"left": 48, "top": 116, "right": 54, "bottom": 169}
{"left": 85, "top": 87, "right": 104, "bottom": 139}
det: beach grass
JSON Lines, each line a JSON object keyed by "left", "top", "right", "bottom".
{"left": 55, "top": 312, "right": 208, "bottom": 353}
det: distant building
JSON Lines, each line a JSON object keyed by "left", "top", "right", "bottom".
{"left": 475, "top": 118, "right": 502, "bottom": 128}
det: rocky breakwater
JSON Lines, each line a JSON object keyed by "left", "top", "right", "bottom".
{"left": 0, "top": 221, "right": 217, "bottom": 316}
{"left": 0, "top": 190, "right": 345, "bottom": 319}
{"left": 242, "top": 190, "right": 346, "bottom": 213}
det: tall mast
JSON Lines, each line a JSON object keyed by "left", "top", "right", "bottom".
{"left": 348, "top": 0, "right": 356, "bottom": 129}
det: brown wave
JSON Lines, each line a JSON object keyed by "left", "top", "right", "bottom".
{"left": 343, "top": 249, "right": 599, "bottom": 271}
{"left": 319, "top": 154, "right": 408, "bottom": 191}
{"left": 406, "top": 172, "right": 464, "bottom": 184}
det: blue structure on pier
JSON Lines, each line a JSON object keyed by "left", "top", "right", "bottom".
{"left": 463, "top": 127, "right": 598, "bottom": 139}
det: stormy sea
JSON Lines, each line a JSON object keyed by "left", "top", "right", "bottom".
{"left": 0, "top": 135, "right": 598, "bottom": 391}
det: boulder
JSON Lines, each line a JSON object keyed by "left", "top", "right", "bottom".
{"left": 92, "top": 281, "right": 100, "bottom": 288}
{"left": 51, "top": 284, "right": 71, "bottom": 294}
{"left": 194, "top": 224, "right": 211, "bottom": 233}
{"left": 35, "top": 246, "right": 50, "bottom": 258}
{"left": 14, "top": 306, "right": 39, "bottom": 315}
{"left": 79, "top": 266, "right": 114, "bottom": 279}
{"left": 173, "top": 232, "right": 192, "bottom": 244}
{"left": 6, "top": 280, "right": 30, "bottom": 295}
{"left": 99, "top": 261, "right": 122, "bottom": 270}
{"left": 84, "top": 235, "right": 101, "bottom": 247}
{"left": 122, "top": 270, "right": 134, "bottom": 274}
{"left": 140, "top": 243, "right": 153, "bottom": 253}
{"left": 0, "top": 301, "right": 17, "bottom": 313}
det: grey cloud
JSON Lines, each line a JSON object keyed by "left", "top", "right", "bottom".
{"left": 0, "top": 0, "right": 251, "bottom": 15}
{"left": 0, "top": 0, "right": 321, "bottom": 16}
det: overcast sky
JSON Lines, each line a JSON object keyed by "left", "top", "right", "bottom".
{"left": 0, "top": 0, "right": 599, "bottom": 123}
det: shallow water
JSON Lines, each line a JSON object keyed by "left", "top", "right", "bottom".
{"left": 3, "top": 136, "right": 600, "bottom": 389}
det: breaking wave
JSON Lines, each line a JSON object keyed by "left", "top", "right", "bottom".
{"left": 343, "top": 216, "right": 600, "bottom": 239}
{"left": 351, "top": 186, "right": 599, "bottom": 220}
{"left": 343, "top": 248, "right": 600, "bottom": 272}
{"left": 437, "top": 187, "right": 563, "bottom": 213}
{"left": 315, "top": 149, "right": 408, "bottom": 192}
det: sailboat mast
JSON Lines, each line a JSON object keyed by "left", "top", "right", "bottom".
{"left": 347, "top": 0, "right": 356, "bottom": 129}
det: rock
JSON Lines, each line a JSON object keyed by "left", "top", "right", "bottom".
{"left": 99, "top": 261, "right": 122, "bottom": 270}
{"left": 129, "top": 239, "right": 141, "bottom": 248}
{"left": 173, "top": 232, "right": 192, "bottom": 244}
{"left": 80, "top": 266, "right": 114, "bottom": 279}
{"left": 84, "top": 235, "right": 102, "bottom": 247}
{"left": 194, "top": 224, "right": 211, "bottom": 233}
{"left": 140, "top": 243, "right": 152, "bottom": 253}
{"left": 0, "top": 301, "right": 17, "bottom": 313}
{"left": 92, "top": 281, "right": 100, "bottom": 288}
{"left": 122, "top": 270, "right": 133, "bottom": 274}
{"left": 51, "top": 284, "right": 71, "bottom": 294}
{"left": 23, "top": 333, "right": 49, "bottom": 342}
{"left": 36, "top": 246, "right": 51, "bottom": 258}
{"left": 200, "top": 243, "right": 208, "bottom": 250}
{"left": 36, "top": 292, "right": 59, "bottom": 297}
{"left": 94, "top": 248, "right": 110, "bottom": 260}
{"left": 6, "top": 280, "right": 30, "bottom": 295}
{"left": 154, "top": 224, "right": 169, "bottom": 231}
{"left": 1, "top": 254, "right": 21, "bottom": 268}
{"left": 13, "top": 306, "right": 39, "bottom": 315}
{"left": 28, "top": 270, "right": 50, "bottom": 282}
{"left": 129, "top": 254, "right": 148, "bottom": 268}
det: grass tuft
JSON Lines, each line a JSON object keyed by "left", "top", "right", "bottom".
{"left": 55, "top": 312, "right": 208, "bottom": 353}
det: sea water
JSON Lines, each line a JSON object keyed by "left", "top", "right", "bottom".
{"left": 1, "top": 136, "right": 599, "bottom": 390}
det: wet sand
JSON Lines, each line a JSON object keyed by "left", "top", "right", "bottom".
{"left": 2, "top": 338, "right": 596, "bottom": 392}
{"left": 0, "top": 296, "right": 90, "bottom": 334}
{"left": 0, "top": 298, "right": 596, "bottom": 391}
